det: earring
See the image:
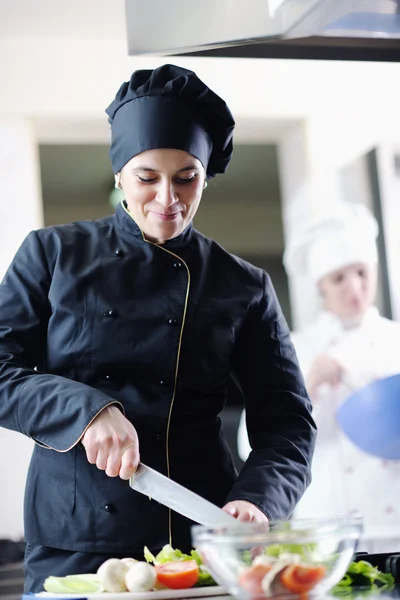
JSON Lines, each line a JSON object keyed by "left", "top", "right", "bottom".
{"left": 204, "top": 181, "right": 208, "bottom": 189}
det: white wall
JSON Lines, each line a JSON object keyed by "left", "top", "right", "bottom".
{"left": 1, "top": 38, "right": 400, "bottom": 135}
{"left": 376, "top": 144, "right": 400, "bottom": 322}
{"left": 0, "top": 119, "right": 42, "bottom": 538}
{"left": 0, "top": 119, "right": 43, "bottom": 277}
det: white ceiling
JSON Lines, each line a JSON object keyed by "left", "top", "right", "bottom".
{"left": 0, "top": 0, "right": 301, "bottom": 145}
{"left": 0, "top": 0, "right": 127, "bottom": 40}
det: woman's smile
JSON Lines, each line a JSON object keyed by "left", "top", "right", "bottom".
{"left": 117, "top": 149, "right": 205, "bottom": 243}
{"left": 150, "top": 210, "right": 182, "bottom": 221}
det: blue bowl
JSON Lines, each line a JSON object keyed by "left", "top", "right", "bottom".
{"left": 336, "top": 373, "right": 400, "bottom": 459}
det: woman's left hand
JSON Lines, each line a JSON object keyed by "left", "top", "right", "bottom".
{"left": 222, "top": 501, "right": 269, "bottom": 523}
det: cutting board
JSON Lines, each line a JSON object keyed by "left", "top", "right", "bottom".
{"left": 36, "top": 586, "right": 229, "bottom": 600}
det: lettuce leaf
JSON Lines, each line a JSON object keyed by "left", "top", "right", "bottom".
{"left": 144, "top": 544, "right": 204, "bottom": 566}
{"left": 143, "top": 544, "right": 216, "bottom": 587}
{"left": 332, "top": 560, "right": 395, "bottom": 595}
{"left": 144, "top": 546, "right": 158, "bottom": 564}
{"left": 144, "top": 544, "right": 194, "bottom": 565}
{"left": 264, "top": 542, "right": 319, "bottom": 563}
{"left": 190, "top": 549, "right": 203, "bottom": 565}
{"left": 196, "top": 567, "right": 216, "bottom": 587}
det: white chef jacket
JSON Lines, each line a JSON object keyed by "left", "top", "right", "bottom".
{"left": 238, "top": 307, "right": 400, "bottom": 551}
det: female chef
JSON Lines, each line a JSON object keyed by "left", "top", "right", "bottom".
{"left": 239, "top": 201, "right": 400, "bottom": 552}
{"left": 0, "top": 64, "right": 315, "bottom": 592}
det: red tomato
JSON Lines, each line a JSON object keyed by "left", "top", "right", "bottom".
{"left": 238, "top": 564, "right": 273, "bottom": 595}
{"left": 280, "top": 564, "right": 326, "bottom": 593}
{"left": 156, "top": 560, "right": 199, "bottom": 589}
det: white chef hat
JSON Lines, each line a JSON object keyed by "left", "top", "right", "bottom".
{"left": 283, "top": 202, "right": 379, "bottom": 286}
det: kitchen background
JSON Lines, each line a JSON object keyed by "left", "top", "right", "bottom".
{"left": 1, "top": 0, "right": 400, "bottom": 542}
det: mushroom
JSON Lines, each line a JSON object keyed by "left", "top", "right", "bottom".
{"left": 125, "top": 562, "right": 157, "bottom": 592}
{"left": 97, "top": 558, "right": 129, "bottom": 592}
{"left": 121, "top": 558, "right": 138, "bottom": 568}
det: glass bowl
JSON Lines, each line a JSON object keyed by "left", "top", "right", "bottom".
{"left": 192, "top": 516, "right": 362, "bottom": 599}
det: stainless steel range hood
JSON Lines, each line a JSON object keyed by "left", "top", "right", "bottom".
{"left": 125, "top": 0, "right": 400, "bottom": 62}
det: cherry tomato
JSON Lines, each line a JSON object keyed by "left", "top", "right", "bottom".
{"left": 156, "top": 560, "right": 199, "bottom": 589}
{"left": 280, "top": 564, "right": 326, "bottom": 593}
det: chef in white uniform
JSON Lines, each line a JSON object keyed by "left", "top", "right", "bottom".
{"left": 238, "top": 202, "right": 400, "bottom": 552}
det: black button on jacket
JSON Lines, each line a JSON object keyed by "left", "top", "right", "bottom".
{"left": 0, "top": 202, "right": 316, "bottom": 556}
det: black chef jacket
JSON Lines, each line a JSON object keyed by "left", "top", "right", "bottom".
{"left": 0, "top": 201, "right": 316, "bottom": 555}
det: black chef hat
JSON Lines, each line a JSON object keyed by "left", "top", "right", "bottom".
{"left": 105, "top": 64, "right": 235, "bottom": 178}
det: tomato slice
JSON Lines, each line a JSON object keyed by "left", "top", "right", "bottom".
{"left": 156, "top": 560, "right": 199, "bottom": 589}
{"left": 238, "top": 564, "right": 272, "bottom": 595}
{"left": 280, "top": 564, "right": 326, "bottom": 593}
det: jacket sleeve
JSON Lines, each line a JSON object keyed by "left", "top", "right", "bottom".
{"left": 226, "top": 271, "right": 316, "bottom": 520}
{"left": 0, "top": 230, "right": 123, "bottom": 452}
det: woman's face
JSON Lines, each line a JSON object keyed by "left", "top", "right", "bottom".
{"left": 117, "top": 148, "right": 206, "bottom": 243}
{"left": 319, "top": 262, "right": 378, "bottom": 321}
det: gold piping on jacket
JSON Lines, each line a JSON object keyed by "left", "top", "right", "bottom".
{"left": 154, "top": 246, "right": 190, "bottom": 546}
{"left": 33, "top": 402, "right": 125, "bottom": 452}
{"left": 122, "top": 201, "right": 191, "bottom": 546}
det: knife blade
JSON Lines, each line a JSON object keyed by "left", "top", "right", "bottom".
{"left": 129, "top": 463, "right": 237, "bottom": 527}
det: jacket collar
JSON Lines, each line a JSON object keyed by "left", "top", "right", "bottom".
{"left": 115, "top": 200, "right": 194, "bottom": 248}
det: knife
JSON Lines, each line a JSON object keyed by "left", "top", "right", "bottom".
{"left": 129, "top": 463, "right": 237, "bottom": 527}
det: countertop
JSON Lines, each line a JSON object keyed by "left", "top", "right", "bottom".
{"left": 197, "top": 586, "right": 400, "bottom": 599}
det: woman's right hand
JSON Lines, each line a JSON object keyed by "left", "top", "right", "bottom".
{"left": 81, "top": 405, "right": 140, "bottom": 480}
{"left": 306, "top": 355, "right": 345, "bottom": 398}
